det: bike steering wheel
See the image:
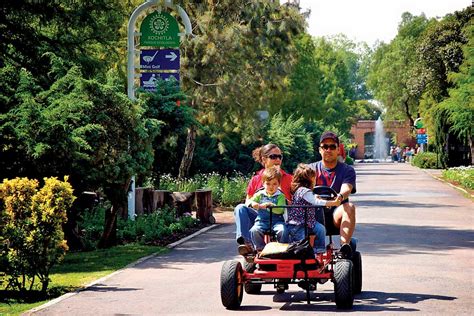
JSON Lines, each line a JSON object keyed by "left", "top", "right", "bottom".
{"left": 312, "top": 185, "right": 338, "bottom": 200}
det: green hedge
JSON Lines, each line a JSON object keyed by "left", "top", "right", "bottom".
{"left": 411, "top": 152, "right": 440, "bottom": 169}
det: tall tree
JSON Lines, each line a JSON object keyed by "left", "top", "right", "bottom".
{"left": 177, "top": 0, "right": 305, "bottom": 177}
{"left": 367, "top": 12, "right": 432, "bottom": 126}
{"left": 0, "top": 64, "right": 161, "bottom": 248}
{"left": 271, "top": 34, "right": 371, "bottom": 135}
{"left": 0, "top": 0, "right": 126, "bottom": 84}
{"left": 421, "top": 7, "right": 473, "bottom": 166}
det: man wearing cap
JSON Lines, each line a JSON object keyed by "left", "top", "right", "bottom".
{"left": 308, "top": 131, "right": 356, "bottom": 258}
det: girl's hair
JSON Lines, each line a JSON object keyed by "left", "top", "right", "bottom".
{"left": 290, "top": 163, "right": 316, "bottom": 194}
{"left": 261, "top": 166, "right": 282, "bottom": 183}
{"left": 252, "top": 143, "right": 280, "bottom": 166}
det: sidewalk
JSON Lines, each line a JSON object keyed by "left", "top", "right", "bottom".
{"left": 212, "top": 206, "right": 234, "bottom": 225}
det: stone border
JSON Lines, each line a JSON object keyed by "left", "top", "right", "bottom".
{"left": 25, "top": 224, "right": 220, "bottom": 315}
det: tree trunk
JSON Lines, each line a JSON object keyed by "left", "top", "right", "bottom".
{"left": 470, "top": 135, "right": 473, "bottom": 165}
{"left": 403, "top": 98, "right": 414, "bottom": 127}
{"left": 195, "top": 189, "right": 213, "bottom": 224}
{"left": 98, "top": 183, "right": 128, "bottom": 248}
{"left": 179, "top": 125, "right": 196, "bottom": 178}
{"left": 135, "top": 187, "right": 145, "bottom": 216}
{"left": 171, "top": 191, "right": 195, "bottom": 217}
{"left": 154, "top": 190, "right": 173, "bottom": 210}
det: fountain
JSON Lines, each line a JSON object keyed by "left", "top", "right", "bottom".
{"left": 374, "top": 117, "right": 387, "bottom": 160}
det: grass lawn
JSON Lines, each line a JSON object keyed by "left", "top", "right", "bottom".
{"left": 0, "top": 244, "right": 166, "bottom": 316}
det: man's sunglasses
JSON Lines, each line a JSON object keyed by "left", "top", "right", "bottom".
{"left": 320, "top": 144, "right": 338, "bottom": 150}
{"left": 267, "top": 154, "right": 283, "bottom": 160}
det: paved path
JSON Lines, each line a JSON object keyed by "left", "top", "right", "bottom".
{"left": 28, "top": 163, "right": 474, "bottom": 315}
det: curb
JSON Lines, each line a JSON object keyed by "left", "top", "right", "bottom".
{"left": 422, "top": 169, "right": 474, "bottom": 199}
{"left": 24, "top": 223, "right": 221, "bottom": 315}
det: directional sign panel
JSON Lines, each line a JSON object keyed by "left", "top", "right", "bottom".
{"left": 140, "top": 72, "right": 180, "bottom": 92}
{"left": 416, "top": 134, "right": 428, "bottom": 144}
{"left": 140, "top": 49, "right": 180, "bottom": 70}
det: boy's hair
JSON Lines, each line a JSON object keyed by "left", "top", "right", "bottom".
{"left": 262, "top": 166, "right": 282, "bottom": 183}
{"left": 291, "top": 163, "right": 316, "bottom": 194}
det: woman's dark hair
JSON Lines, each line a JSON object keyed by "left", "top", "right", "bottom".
{"left": 290, "top": 163, "right": 316, "bottom": 194}
{"left": 252, "top": 143, "right": 279, "bottom": 166}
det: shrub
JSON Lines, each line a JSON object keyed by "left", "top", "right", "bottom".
{"left": 442, "top": 166, "right": 474, "bottom": 190}
{"left": 0, "top": 177, "right": 75, "bottom": 293}
{"left": 157, "top": 172, "right": 251, "bottom": 206}
{"left": 411, "top": 152, "right": 440, "bottom": 169}
{"left": 79, "top": 205, "right": 109, "bottom": 250}
{"left": 345, "top": 156, "right": 354, "bottom": 165}
{"left": 79, "top": 206, "right": 199, "bottom": 247}
{"left": 220, "top": 173, "right": 249, "bottom": 205}
{"left": 204, "top": 172, "right": 223, "bottom": 202}
{"left": 117, "top": 209, "right": 198, "bottom": 244}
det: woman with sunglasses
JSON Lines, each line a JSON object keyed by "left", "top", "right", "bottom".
{"left": 309, "top": 131, "right": 357, "bottom": 258}
{"left": 234, "top": 144, "right": 293, "bottom": 257}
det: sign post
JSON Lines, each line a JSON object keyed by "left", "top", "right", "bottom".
{"left": 127, "top": 0, "right": 192, "bottom": 101}
{"left": 414, "top": 118, "right": 427, "bottom": 152}
{"left": 126, "top": 0, "right": 192, "bottom": 219}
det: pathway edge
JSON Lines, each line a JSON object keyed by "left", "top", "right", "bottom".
{"left": 24, "top": 223, "right": 221, "bottom": 315}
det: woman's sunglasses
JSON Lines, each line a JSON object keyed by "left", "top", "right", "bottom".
{"left": 267, "top": 154, "right": 283, "bottom": 160}
{"left": 320, "top": 144, "right": 338, "bottom": 150}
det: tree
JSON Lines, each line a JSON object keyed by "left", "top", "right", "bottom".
{"left": 0, "top": 63, "right": 161, "bottom": 248}
{"left": 271, "top": 34, "right": 371, "bottom": 135}
{"left": 0, "top": 0, "right": 126, "bottom": 84}
{"left": 177, "top": 0, "right": 305, "bottom": 177}
{"left": 138, "top": 78, "right": 195, "bottom": 180}
{"left": 367, "top": 13, "right": 432, "bottom": 126}
{"left": 266, "top": 112, "right": 314, "bottom": 171}
{"left": 426, "top": 8, "right": 473, "bottom": 166}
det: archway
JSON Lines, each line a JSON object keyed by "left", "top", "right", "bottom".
{"left": 350, "top": 120, "right": 415, "bottom": 159}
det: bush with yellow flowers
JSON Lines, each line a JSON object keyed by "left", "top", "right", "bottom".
{"left": 0, "top": 177, "right": 75, "bottom": 293}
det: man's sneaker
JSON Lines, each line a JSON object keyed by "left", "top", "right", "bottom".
{"left": 349, "top": 237, "right": 358, "bottom": 252}
{"left": 238, "top": 243, "right": 255, "bottom": 256}
{"left": 339, "top": 243, "right": 352, "bottom": 259}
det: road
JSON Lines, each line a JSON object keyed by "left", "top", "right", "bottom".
{"left": 28, "top": 163, "right": 474, "bottom": 315}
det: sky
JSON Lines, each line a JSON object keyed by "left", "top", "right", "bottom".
{"left": 292, "top": 0, "right": 472, "bottom": 46}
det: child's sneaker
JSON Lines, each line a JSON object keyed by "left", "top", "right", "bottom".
{"left": 238, "top": 243, "right": 255, "bottom": 256}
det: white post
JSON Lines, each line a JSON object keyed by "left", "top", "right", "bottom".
{"left": 127, "top": 176, "right": 136, "bottom": 219}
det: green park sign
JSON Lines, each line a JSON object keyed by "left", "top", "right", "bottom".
{"left": 414, "top": 118, "right": 424, "bottom": 129}
{"left": 140, "top": 11, "right": 180, "bottom": 47}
